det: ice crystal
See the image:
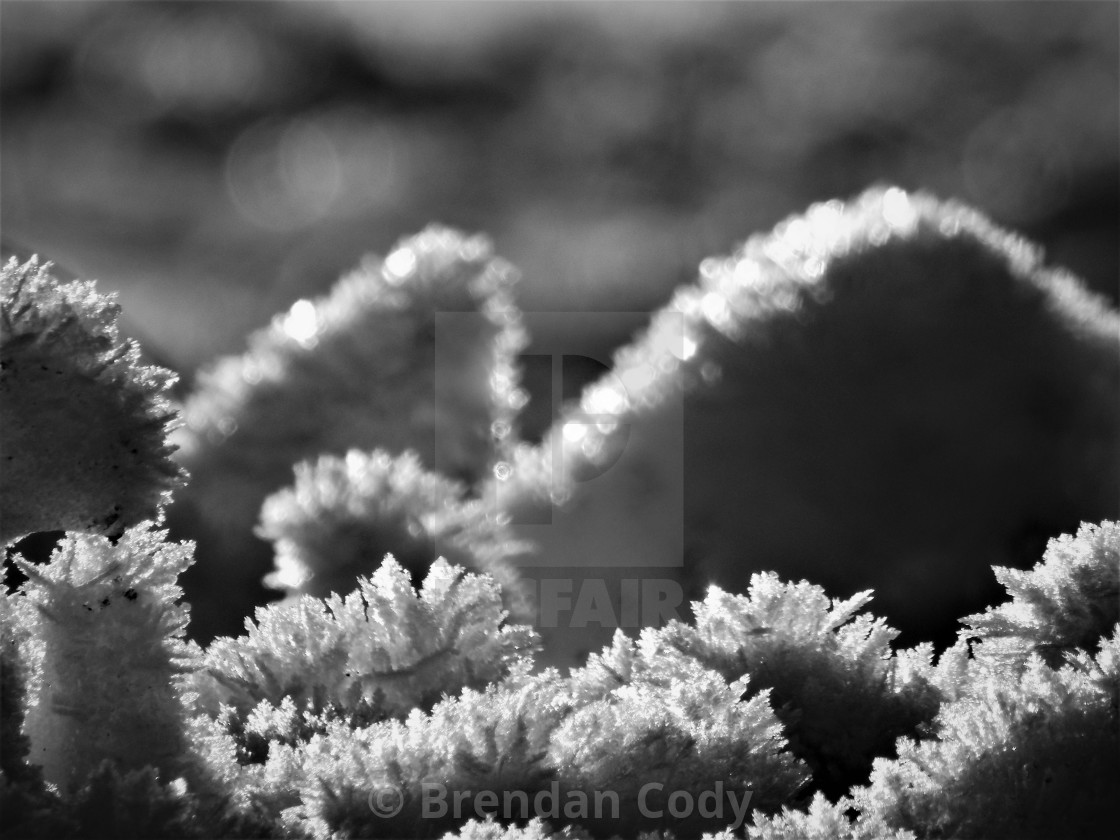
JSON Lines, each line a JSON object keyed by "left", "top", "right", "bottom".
{"left": 240, "top": 622, "right": 805, "bottom": 839}
{"left": 177, "top": 227, "right": 525, "bottom": 534}
{"left": 963, "top": 520, "right": 1120, "bottom": 667}
{"left": 256, "top": 671, "right": 567, "bottom": 839}
{"left": 852, "top": 628, "right": 1120, "bottom": 839}
{"left": 0, "top": 258, "right": 181, "bottom": 545}
{"left": 11, "top": 525, "right": 197, "bottom": 791}
{"left": 490, "top": 186, "right": 1119, "bottom": 663}
{"left": 555, "top": 634, "right": 808, "bottom": 835}
{"left": 1, "top": 591, "right": 35, "bottom": 784}
{"left": 5, "top": 200, "right": 1118, "bottom": 840}
{"left": 646, "top": 576, "right": 940, "bottom": 796}
{"left": 742, "top": 792, "right": 915, "bottom": 840}
{"left": 174, "top": 226, "right": 525, "bottom": 639}
{"left": 188, "top": 558, "right": 537, "bottom": 727}
{"left": 444, "top": 817, "right": 594, "bottom": 840}
{"left": 258, "top": 449, "right": 530, "bottom": 620}
{"left": 1, "top": 589, "right": 60, "bottom": 834}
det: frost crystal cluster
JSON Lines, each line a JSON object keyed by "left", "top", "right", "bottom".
{"left": 2, "top": 192, "right": 1118, "bottom": 840}
{"left": 257, "top": 449, "right": 530, "bottom": 620}
{"left": 490, "top": 187, "right": 1119, "bottom": 663}
{"left": 172, "top": 226, "right": 526, "bottom": 637}
{"left": 0, "top": 259, "right": 181, "bottom": 544}
{"left": 177, "top": 226, "right": 525, "bottom": 532}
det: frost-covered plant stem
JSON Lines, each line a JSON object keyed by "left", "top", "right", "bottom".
{"left": 11, "top": 526, "right": 197, "bottom": 792}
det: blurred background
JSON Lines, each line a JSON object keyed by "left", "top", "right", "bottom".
{"left": 3, "top": 0, "right": 1117, "bottom": 643}
{"left": 3, "top": 0, "right": 1117, "bottom": 383}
